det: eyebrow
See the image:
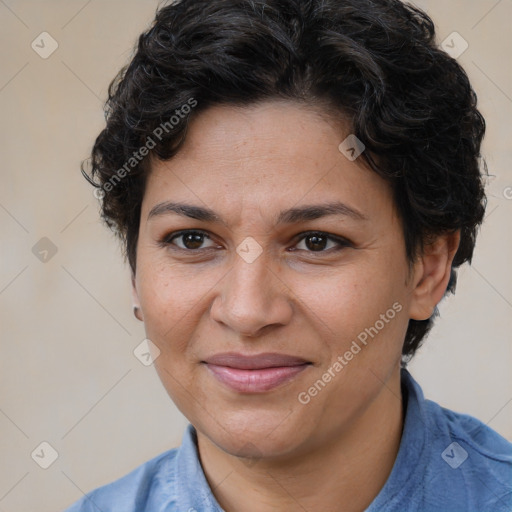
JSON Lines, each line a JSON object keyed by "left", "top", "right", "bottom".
{"left": 147, "top": 200, "right": 368, "bottom": 225}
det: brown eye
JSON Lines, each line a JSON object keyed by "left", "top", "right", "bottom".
{"left": 294, "top": 232, "right": 350, "bottom": 253}
{"left": 304, "top": 233, "right": 329, "bottom": 251}
{"left": 165, "top": 230, "right": 217, "bottom": 251}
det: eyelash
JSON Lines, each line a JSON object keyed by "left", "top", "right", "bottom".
{"left": 159, "top": 230, "right": 351, "bottom": 255}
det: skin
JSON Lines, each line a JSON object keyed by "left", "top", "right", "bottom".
{"left": 131, "top": 100, "right": 460, "bottom": 512}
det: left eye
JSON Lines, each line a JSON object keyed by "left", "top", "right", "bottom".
{"left": 294, "top": 232, "right": 349, "bottom": 253}
{"left": 161, "top": 230, "right": 349, "bottom": 253}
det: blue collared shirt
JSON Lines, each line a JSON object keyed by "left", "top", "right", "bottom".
{"left": 63, "top": 369, "right": 512, "bottom": 511}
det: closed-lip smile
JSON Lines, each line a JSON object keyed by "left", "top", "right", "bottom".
{"left": 202, "top": 352, "right": 312, "bottom": 393}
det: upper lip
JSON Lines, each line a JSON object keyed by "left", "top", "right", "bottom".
{"left": 203, "top": 352, "right": 311, "bottom": 370}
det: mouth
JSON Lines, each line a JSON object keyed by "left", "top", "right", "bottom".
{"left": 201, "top": 352, "right": 312, "bottom": 393}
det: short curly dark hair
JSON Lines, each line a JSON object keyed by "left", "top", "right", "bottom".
{"left": 83, "top": 0, "right": 487, "bottom": 362}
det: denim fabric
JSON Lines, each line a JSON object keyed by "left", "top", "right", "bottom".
{"left": 63, "top": 369, "right": 512, "bottom": 512}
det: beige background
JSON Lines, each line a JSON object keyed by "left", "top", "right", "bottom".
{"left": 0, "top": 1, "right": 511, "bottom": 511}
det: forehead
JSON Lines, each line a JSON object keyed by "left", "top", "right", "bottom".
{"left": 141, "top": 101, "right": 396, "bottom": 225}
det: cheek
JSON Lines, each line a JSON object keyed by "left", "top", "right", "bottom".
{"left": 136, "top": 261, "right": 207, "bottom": 410}
{"left": 136, "top": 254, "right": 224, "bottom": 358}
{"left": 313, "top": 260, "right": 408, "bottom": 360}
{"left": 136, "top": 258, "right": 190, "bottom": 350}
{"left": 301, "top": 267, "right": 372, "bottom": 338}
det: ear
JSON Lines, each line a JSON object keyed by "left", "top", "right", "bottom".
{"left": 409, "top": 230, "right": 461, "bottom": 321}
{"left": 131, "top": 273, "right": 144, "bottom": 322}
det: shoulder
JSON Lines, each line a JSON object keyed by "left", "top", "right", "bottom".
{"left": 62, "top": 447, "right": 179, "bottom": 512}
{"left": 426, "top": 395, "right": 512, "bottom": 455}
{"left": 417, "top": 385, "right": 512, "bottom": 510}
{"left": 380, "top": 370, "right": 512, "bottom": 512}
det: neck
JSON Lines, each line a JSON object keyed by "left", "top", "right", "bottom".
{"left": 196, "top": 368, "right": 404, "bottom": 512}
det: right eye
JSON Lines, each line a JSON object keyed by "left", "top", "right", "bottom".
{"left": 160, "top": 230, "right": 220, "bottom": 252}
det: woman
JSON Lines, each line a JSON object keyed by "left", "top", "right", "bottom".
{"left": 64, "top": 0, "right": 512, "bottom": 510}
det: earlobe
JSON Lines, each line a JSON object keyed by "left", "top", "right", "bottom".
{"left": 131, "top": 273, "right": 144, "bottom": 322}
{"left": 409, "top": 231, "right": 461, "bottom": 321}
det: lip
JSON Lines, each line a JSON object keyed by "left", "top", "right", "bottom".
{"left": 202, "top": 352, "right": 311, "bottom": 393}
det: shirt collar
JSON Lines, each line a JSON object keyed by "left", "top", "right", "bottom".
{"left": 365, "top": 368, "right": 429, "bottom": 510}
{"left": 175, "top": 423, "right": 225, "bottom": 511}
{"left": 173, "top": 368, "right": 427, "bottom": 512}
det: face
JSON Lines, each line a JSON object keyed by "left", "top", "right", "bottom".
{"left": 132, "top": 100, "right": 424, "bottom": 460}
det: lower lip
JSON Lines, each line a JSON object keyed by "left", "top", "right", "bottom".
{"left": 204, "top": 364, "right": 310, "bottom": 393}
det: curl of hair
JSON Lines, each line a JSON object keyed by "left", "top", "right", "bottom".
{"left": 83, "top": 0, "right": 487, "bottom": 362}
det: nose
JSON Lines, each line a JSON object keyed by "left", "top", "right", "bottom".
{"left": 210, "top": 248, "right": 293, "bottom": 338}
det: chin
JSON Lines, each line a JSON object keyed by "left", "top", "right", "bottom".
{"left": 197, "top": 407, "right": 310, "bottom": 460}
